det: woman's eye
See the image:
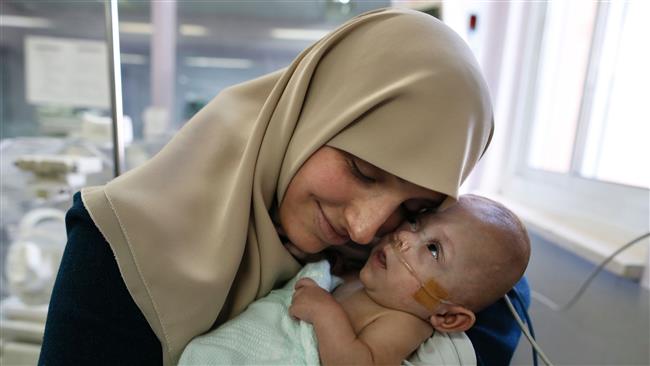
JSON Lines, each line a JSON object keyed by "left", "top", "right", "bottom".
{"left": 426, "top": 243, "right": 439, "bottom": 260}
{"left": 406, "top": 216, "right": 418, "bottom": 231}
{"left": 349, "top": 159, "right": 376, "bottom": 183}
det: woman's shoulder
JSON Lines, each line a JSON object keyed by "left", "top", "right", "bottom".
{"left": 65, "top": 191, "right": 103, "bottom": 238}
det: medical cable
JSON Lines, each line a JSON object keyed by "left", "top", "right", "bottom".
{"left": 508, "top": 231, "right": 649, "bottom": 366}
{"left": 504, "top": 294, "right": 554, "bottom": 366}
{"left": 511, "top": 288, "right": 536, "bottom": 340}
{"left": 510, "top": 288, "right": 538, "bottom": 366}
{"left": 532, "top": 232, "right": 650, "bottom": 312}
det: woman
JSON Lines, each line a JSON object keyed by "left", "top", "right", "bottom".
{"left": 40, "top": 8, "right": 527, "bottom": 365}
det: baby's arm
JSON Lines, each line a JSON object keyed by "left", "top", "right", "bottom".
{"left": 289, "top": 278, "right": 431, "bottom": 365}
{"left": 354, "top": 313, "right": 433, "bottom": 365}
{"left": 290, "top": 278, "right": 372, "bottom": 365}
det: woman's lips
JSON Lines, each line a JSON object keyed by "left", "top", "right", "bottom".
{"left": 316, "top": 202, "right": 349, "bottom": 246}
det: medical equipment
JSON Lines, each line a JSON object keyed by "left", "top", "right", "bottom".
{"left": 504, "top": 291, "right": 553, "bottom": 366}
{"left": 0, "top": 208, "right": 67, "bottom": 366}
{"left": 79, "top": 112, "right": 133, "bottom": 148}
{"left": 504, "top": 231, "right": 650, "bottom": 366}
{"left": 0, "top": 137, "right": 111, "bottom": 365}
{"left": 533, "top": 232, "right": 650, "bottom": 312}
{"left": 14, "top": 154, "right": 102, "bottom": 201}
{"left": 5, "top": 208, "right": 67, "bottom": 305}
{"left": 390, "top": 238, "right": 455, "bottom": 310}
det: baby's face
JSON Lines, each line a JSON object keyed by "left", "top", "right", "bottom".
{"left": 359, "top": 204, "right": 492, "bottom": 317}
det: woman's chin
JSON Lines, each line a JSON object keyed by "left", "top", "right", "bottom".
{"left": 284, "top": 242, "right": 310, "bottom": 259}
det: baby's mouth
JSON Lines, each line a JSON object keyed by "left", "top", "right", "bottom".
{"left": 376, "top": 248, "right": 387, "bottom": 269}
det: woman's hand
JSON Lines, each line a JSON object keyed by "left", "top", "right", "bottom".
{"left": 289, "top": 278, "right": 338, "bottom": 324}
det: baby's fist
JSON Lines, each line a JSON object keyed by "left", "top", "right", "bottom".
{"left": 289, "top": 278, "right": 335, "bottom": 323}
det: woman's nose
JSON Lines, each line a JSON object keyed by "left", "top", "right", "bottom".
{"left": 344, "top": 197, "right": 404, "bottom": 245}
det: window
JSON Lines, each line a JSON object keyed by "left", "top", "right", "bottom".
{"left": 482, "top": 0, "right": 649, "bottom": 278}
{"left": 527, "top": 0, "right": 649, "bottom": 188}
{"left": 579, "top": 1, "right": 650, "bottom": 188}
{"left": 501, "top": 0, "right": 649, "bottom": 230}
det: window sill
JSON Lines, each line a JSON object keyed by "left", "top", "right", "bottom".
{"left": 472, "top": 192, "right": 648, "bottom": 280}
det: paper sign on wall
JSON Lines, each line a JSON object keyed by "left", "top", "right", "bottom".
{"left": 25, "top": 36, "right": 110, "bottom": 108}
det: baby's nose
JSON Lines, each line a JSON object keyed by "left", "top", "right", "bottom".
{"left": 392, "top": 229, "right": 424, "bottom": 251}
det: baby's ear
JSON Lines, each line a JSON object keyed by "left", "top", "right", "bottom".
{"left": 428, "top": 305, "right": 476, "bottom": 333}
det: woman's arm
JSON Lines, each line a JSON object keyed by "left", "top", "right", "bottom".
{"left": 39, "top": 192, "right": 162, "bottom": 365}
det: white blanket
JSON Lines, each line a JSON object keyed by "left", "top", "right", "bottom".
{"left": 179, "top": 260, "right": 476, "bottom": 365}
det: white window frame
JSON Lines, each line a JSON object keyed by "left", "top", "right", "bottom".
{"left": 464, "top": 1, "right": 649, "bottom": 280}
{"left": 504, "top": 1, "right": 648, "bottom": 232}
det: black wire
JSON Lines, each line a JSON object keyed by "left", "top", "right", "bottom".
{"left": 512, "top": 288, "right": 537, "bottom": 339}
{"left": 510, "top": 287, "right": 538, "bottom": 366}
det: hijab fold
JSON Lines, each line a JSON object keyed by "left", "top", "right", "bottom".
{"left": 81, "top": 8, "right": 493, "bottom": 365}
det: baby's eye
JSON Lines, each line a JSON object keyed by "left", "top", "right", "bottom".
{"left": 426, "top": 243, "right": 439, "bottom": 260}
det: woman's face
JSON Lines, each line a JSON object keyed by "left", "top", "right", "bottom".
{"left": 279, "top": 146, "right": 445, "bottom": 255}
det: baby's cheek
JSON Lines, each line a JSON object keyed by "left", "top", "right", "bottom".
{"left": 394, "top": 279, "right": 423, "bottom": 305}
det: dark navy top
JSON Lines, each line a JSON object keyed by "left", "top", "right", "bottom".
{"left": 40, "top": 192, "right": 529, "bottom": 365}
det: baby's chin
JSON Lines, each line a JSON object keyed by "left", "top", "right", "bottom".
{"left": 358, "top": 263, "right": 372, "bottom": 286}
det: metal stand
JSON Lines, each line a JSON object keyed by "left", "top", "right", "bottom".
{"left": 104, "top": 0, "right": 125, "bottom": 177}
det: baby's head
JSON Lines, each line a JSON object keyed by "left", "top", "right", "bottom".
{"left": 359, "top": 194, "right": 530, "bottom": 332}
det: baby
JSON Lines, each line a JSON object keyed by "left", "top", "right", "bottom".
{"left": 179, "top": 195, "right": 530, "bottom": 365}
{"left": 289, "top": 194, "right": 530, "bottom": 365}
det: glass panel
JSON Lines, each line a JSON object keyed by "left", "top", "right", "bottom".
{"left": 580, "top": 0, "right": 650, "bottom": 189}
{"left": 526, "top": 0, "right": 598, "bottom": 173}
{"left": 118, "top": 1, "right": 394, "bottom": 171}
{"left": 0, "top": 1, "right": 113, "bottom": 359}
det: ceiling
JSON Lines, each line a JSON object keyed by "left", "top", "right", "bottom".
{"left": 1, "top": 0, "right": 392, "bottom": 55}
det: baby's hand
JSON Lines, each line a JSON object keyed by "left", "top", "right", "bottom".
{"left": 289, "top": 278, "right": 337, "bottom": 324}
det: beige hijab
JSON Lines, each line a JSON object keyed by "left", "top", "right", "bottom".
{"left": 82, "top": 8, "right": 493, "bottom": 365}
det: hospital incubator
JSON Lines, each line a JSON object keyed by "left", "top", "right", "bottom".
{"left": 0, "top": 122, "right": 119, "bottom": 364}
{"left": 0, "top": 105, "right": 174, "bottom": 364}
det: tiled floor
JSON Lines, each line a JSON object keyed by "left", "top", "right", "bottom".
{"left": 511, "top": 233, "right": 649, "bottom": 366}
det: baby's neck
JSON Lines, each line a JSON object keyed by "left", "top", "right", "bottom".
{"left": 332, "top": 272, "right": 365, "bottom": 301}
{"left": 332, "top": 272, "right": 431, "bottom": 335}
{"left": 332, "top": 273, "right": 390, "bottom": 334}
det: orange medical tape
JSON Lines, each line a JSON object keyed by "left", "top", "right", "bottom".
{"left": 391, "top": 239, "right": 450, "bottom": 311}
{"left": 413, "top": 278, "right": 449, "bottom": 312}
